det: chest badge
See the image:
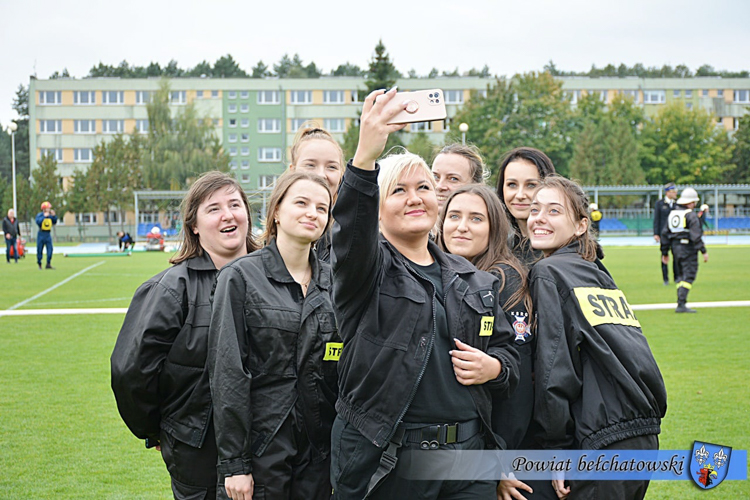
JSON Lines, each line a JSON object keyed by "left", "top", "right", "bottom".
{"left": 323, "top": 342, "right": 343, "bottom": 361}
{"left": 511, "top": 312, "right": 531, "bottom": 342}
{"left": 480, "top": 316, "right": 494, "bottom": 336}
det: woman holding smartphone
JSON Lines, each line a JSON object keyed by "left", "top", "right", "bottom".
{"left": 288, "top": 123, "right": 345, "bottom": 262}
{"left": 112, "top": 171, "right": 257, "bottom": 499}
{"left": 527, "top": 176, "right": 667, "bottom": 499}
{"left": 208, "top": 171, "right": 339, "bottom": 500}
{"left": 495, "top": 147, "right": 556, "bottom": 265}
{"left": 330, "top": 88, "right": 520, "bottom": 500}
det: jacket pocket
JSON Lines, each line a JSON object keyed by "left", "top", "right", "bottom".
{"left": 246, "top": 307, "right": 301, "bottom": 377}
{"left": 461, "top": 289, "right": 495, "bottom": 346}
{"left": 360, "top": 275, "right": 426, "bottom": 351}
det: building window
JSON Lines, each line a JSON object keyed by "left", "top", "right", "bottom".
{"left": 735, "top": 118, "right": 740, "bottom": 131}
{"left": 104, "top": 211, "right": 120, "bottom": 223}
{"left": 258, "top": 147, "right": 282, "bottom": 162}
{"left": 476, "top": 89, "right": 488, "bottom": 98}
{"left": 74, "top": 91, "right": 96, "bottom": 105}
{"left": 290, "top": 91, "right": 312, "bottom": 104}
{"left": 212, "top": 119, "right": 219, "bottom": 126}
{"left": 39, "top": 120, "right": 62, "bottom": 134}
{"left": 685, "top": 102, "right": 693, "bottom": 109}
{"left": 324, "top": 118, "right": 345, "bottom": 132}
{"left": 228, "top": 133, "right": 238, "bottom": 143}
{"left": 685, "top": 90, "right": 693, "bottom": 98}
{"left": 74, "top": 148, "right": 93, "bottom": 162}
{"left": 228, "top": 91, "right": 237, "bottom": 99}
{"left": 229, "top": 160, "right": 237, "bottom": 169}
{"left": 241, "top": 173, "right": 250, "bottom": 183}
{"left": 443, "top": 118, "right": 452, "bottom": 131}
{"left": 643, "top": 90, "right": 666, "bottom": 104}
{"left": 241, "top": 160, "right": 250, "bottom": 169}
{"left": 135, "top": 119, "right": 149, "bottom": 134}
{"left": 102, "top": 120, "right": 124, "bottom": 134}
{"left": 566, "top": 90, "right": 582, "bottom": 104}
{"left": 324, "top": 90, "right": 345, "bottom": 104}
{"left": 102, "top": 91, "right": 124, "bottom": 104}
{"left": 717, "top": 90, "right": 724, "bottom": 97}
{"left": 349, "top": 90, "right": 363, "bottom": 103}
{"left": 75, "top": 213, "right": 98, "bottom": 225}
{"left": 290, "top": 119, "right": 307, "bottom": 132}
{"left": 228, "top": 104, "right": 237, "bottom": 113}
{"left": 734, "top": 90, "right": 750, "bottom": 103}
{"left": 240, "top": 118, "right": 249, "bottom": 127}
{"left": 257, "top": 91, "right": 280, "bottom": 104}
{"left": 240, "top": 104, "right": 249, "bottom": 113}
{"left": 136, "top": 91, "right": 152, "bottom": 104}
{"left": 196, "top": 90, "right": 204, "bottom": 99}
{"left": 259, "top": 175, "right": 279, "bottom": 189}
{"left": 241, "top": 133, "right": 249, "bottom": 142}
{"left": 411, "top": 122, "right": 432, "bottom": 132}
{"left": 445, "top": 90, "right": 463, "bottom": 104}
{"left": 229, "top": 147, "right": 237, "bottom": 156}
{"left": 621, "top": 90, "right": 640, "bottom": 103}
{"left": 673, "top": 90, "right": 681, "bottom": 98}
{"left": 211, "top": 90, "right": 219, "bottom": 99}
{"left": 228, "top": 118, "right": 237, "bottom": 128}
{"left": 38, "top": 91, "right": 62, "bottom": 105}
{"left": 170, "top": 91, "right": 186, "bottom": 104}
{"left": 74, "top": 120, "right": 97, "bottom": 134}
{"left": 39, "top": 148, "right": 63, "bottom": 161}
{"left": 241, "top": 147, "right": 250, "bottom": 156}
{"left": 702, "top": 90, "right": 709, "bottom": 97}
{"left": 240, "top": 91, "right": 249, "bottom": 99}
{"left": 258, "top": 118, "right": 281, "bottom": 133}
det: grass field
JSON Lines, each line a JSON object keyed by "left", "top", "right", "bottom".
{"left": 0, "top": 246, "right": 748, "bottom": 498}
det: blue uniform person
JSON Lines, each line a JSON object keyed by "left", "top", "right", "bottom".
{"left": 36, "top": 201, "right": 58, "bottom": 269}
{"left": 661, "top": 188, "right": 709, "bottom": 313}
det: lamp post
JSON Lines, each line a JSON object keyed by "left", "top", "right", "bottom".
{"left": 459, "top": 122, "right": 468, "bottom": 145}
{"left": 7, "top": 122, "right": 17, "bottom": 217}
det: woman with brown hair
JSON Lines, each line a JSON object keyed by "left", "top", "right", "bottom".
{"left": 208, "top": 170, "right": 340, "bottom": 500}
{"left": 112, "top": 171, "right": 257, "bottom": 499}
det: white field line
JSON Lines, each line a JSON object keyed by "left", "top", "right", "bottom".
{"left": 6, "top": 261, "right": 106, "bottom": 311}
{"left": 1, "top": 300, "right": 748, "bottom": 318}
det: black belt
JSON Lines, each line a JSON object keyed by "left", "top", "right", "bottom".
{"left": 403, "top": 419, "right": 481, "bottom": 449}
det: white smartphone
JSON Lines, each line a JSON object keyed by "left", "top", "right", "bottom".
{"left": 386, "top": 89, "right": 448, "bottom": 125}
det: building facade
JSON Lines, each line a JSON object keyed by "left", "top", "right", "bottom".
{"left": 28, "top": 75, "right": 750, "bottom": 237}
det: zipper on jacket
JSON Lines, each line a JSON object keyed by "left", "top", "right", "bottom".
{"left": 385, "top": 263, "right": 444, "bottom": 443}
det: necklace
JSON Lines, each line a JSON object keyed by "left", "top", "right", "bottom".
{"left": 298, "top": 266, "right": 312, "bottom": 293}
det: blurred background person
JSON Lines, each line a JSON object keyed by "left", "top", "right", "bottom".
{"left": 653, "top": 182, "right": 678, "bottom": 285}
{"left": 35, "top": 201, "right": 57, "bottom": 270}
{"left": 3, "top": 208, "right": 20, "bottom": 264}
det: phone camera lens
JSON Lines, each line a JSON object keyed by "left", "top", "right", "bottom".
{"left": 434, "top": 92, "right": 440, "bottom": 98}
{"left": 428, "top": 93, "right": 434, "bottom": 98}
{"left": 435, "top": 99, "right": 440, "bottom": 104}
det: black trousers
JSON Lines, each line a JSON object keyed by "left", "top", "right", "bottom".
{"left": 331, "top": 416, "right": 496, "bottom": 500}
{"left": 660, "top": 248, "right": 678, "bottom": 283}
{"left": 567, "top": 434, "right": 659, "bottom": 500}
{"left": 160, "top": 422, "right": 218, "bottom": 500}
{"left": 218, "top": 410, "right": 332, "bottom": 500}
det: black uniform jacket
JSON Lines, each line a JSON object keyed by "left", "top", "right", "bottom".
{"left": 653, "top": 198, "right": 674, "bottom": 237}
{"left": 530, "top": 243, "right": 667, "bottom": 450}
{"left": 331, "top": 163, "right": 520, "bottom": 449}
{"left": 111, "top": 252, "right": 217, "bottom": 448}
{"left": 660, "top": 207, "right": 706, "bottom": 256}
{"left": 208, "top": 240, "right": 339, "bottom": 476}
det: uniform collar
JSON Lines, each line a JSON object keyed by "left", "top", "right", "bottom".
{"left": 262, "top": 238, "right": 329, "bottom": 291}
{"left": 186, "top": 251, "right": 218, "bottom": 271}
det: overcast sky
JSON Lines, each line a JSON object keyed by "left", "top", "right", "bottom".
{"left": 1, "top": 0, "right": 749, "bottom": 126}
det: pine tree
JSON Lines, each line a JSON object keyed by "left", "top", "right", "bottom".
{"left": 365, "top": 40, "right": 400, "bottom": 93}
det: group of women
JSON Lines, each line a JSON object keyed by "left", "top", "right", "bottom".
{"left": 111, "top": 88, "right": 667, "bottom": 500}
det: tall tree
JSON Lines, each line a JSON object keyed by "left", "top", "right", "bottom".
{"left": 251, "top": 60, "right": 270, "bottom": 78}
{"left": 11, "top": 85, "right": 30, "bottom": 180}
{"left": 31, "top": 154, "right": 63, "bottom": 218}
{"left": 213, "top": 54, "right": 248, "bottom": 78}
{"left": 187, "top": 60, "right": 213, "bottom": 77}
{"left": 729, "top": 115, "right": 750, "bottom": 183}
{"left": 640, "top": 102, "right": 734, "bottom": 184}
{"left": 365, "top": 40, "right": 400, "bottom": 93}
{"left": 333, "top": 63, "right": 364, "bottom": 77}
{"left": 64, "top": 168, "right": 91, "bottom": 241}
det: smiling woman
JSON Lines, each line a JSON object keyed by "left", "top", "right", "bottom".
{"left": 329, "top": 89, "right": 520, "bottom": 499}
{"left": 208, "top": 170, "right": 340, "bottom": 500}
{"left": 111, "top": 171, "right": 258, "bottom": 500}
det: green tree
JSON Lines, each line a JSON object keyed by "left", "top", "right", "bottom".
{"left": 406, "top": 132, "right": 439, "bottom": 162}
{"left": 729, "top": 115, "right": 750, "bottom": 183}
{"left": 11, "top": 85, "right": 30, "bottom": 180}
{"left": 251, "top": 61, "right": 270, "bottom": 78}
{"left": 450, "top": 72, "right": 575, "bottom": 179}
{"left": 640, "top": 102, "right": 734, "bottom": 184}
{"left": 187, "top": 60, "right": 213, "bottom": 77}
{"left": 365, "top": 40, "right": 400, "bottom": 92}
{"left": 31, "top": 154, "right": 63, "bottom": 218}
{"left": 213, "top": 54, "right": 248, "bottom": 78}
{"left": 332, "top": 63, "right": 364, "bottom": 77}
{"left": 143, "top": 80, "right": 229, "bottom": 190}
{"left": 64, "top": 168, "right": 90, "bottom": 241}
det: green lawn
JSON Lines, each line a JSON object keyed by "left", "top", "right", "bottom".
{"left": 0, "top": 246, "right": 748, "bottom": 498}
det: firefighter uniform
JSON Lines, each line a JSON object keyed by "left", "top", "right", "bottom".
{"left": 660, "top": 189, "right": 707, "bottom": 313}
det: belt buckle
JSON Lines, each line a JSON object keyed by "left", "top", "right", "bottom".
{"left": 420, "top": 425, "right": 441, "bottom": 450}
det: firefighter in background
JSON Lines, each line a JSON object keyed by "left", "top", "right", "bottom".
{"left": 589, "top": 202, "right": 602, "bottom": 237}
{"left": 653, "top": 182, "right": 678, "bottom": 285}
{"left": 661, "top": 188, "right": 709, "bottom": 313}
{"left": 36, "top": 201, "right": 58, "bottom": 270}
